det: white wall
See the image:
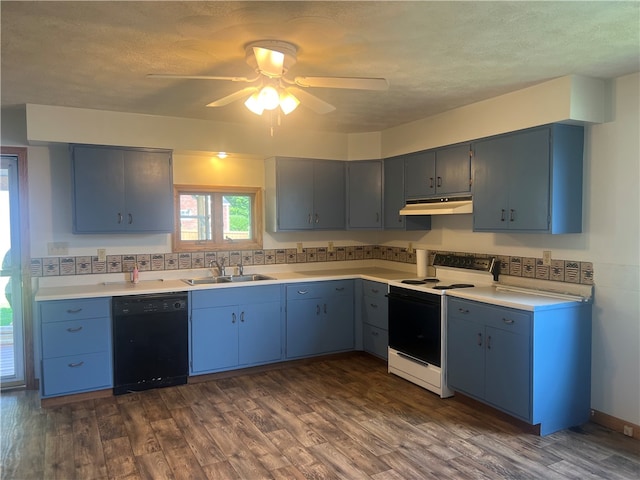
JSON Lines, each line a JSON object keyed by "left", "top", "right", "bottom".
{"left": 1, "top": 73, "right": 637, "bottom": 426}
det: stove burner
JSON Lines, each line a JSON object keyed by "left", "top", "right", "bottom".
{"left": 424, "top": 278, "right": 440, "bottom": 283}
{"left": 432, "top": 283, "right": 475, "bottom": 290}
{"left": 401, "top": 279, "right": 426, "bottom": 285}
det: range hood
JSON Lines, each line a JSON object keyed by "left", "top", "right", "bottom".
{"left": 399, "top": 196, "right": 473, "bottom": 215}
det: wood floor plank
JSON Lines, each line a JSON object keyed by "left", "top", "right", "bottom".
{"left": 102, "top": 436, "right": 140, "bottom": 479}
{"left": 201, "top": 459, "right": 243, "bottom": 480}
{"left": 73, "top": 413, "right": 108, "bottom": 480}
{"left": 169, "top": 406, "right": 225, "bottom": 466}
{"left": 119, "top": 401, "right": 161, "bottom": 456}
{"left": 44, "top": 432, "right": 75, "bottom": 480}
{"left": 161, "top": 445, "right": 209, "bottom": 480}
{"left": 135, "top": 451, "right": 175, "bottom": 480}
{"left": 266, "top": 428, "right": 317, "bottom": 467}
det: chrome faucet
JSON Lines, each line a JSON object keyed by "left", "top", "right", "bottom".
{"left": 237, "top": 260, "right": 244, "bottom": 276}
{"left": 209, "top": 257, "right": 226, "bottom": 276}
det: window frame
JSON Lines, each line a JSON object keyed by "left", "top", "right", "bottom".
{"left": 173, "top": 184, "right": 263, "bottom": 252}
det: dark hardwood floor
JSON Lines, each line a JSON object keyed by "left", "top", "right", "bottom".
{"left": 2, "top": 353, "right": 638, "bottom": 479}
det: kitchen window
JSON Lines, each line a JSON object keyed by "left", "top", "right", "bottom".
{"left": 173, "top": 185, "right": 263, "bottom": 252}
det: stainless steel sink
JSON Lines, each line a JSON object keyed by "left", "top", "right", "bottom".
{"left": 182, "top": 274, "right": 274, "bottom": 285}
{"left": 222, "top": 274, "right": 275, "bottom": 282}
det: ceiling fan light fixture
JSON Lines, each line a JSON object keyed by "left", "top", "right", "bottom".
{"left": 279, "top": 91, "right": 300, "bottom": 115}
{"left": 258, "top": 85, "right": 280, "bottom": 110}
{"left": 244, "top": 93, "right": 265, "bottom": 115}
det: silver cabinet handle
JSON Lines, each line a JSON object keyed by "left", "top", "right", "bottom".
{"left": 316, "top": 304, "right": 321, "bottom": 315}
{"left": 477, "top": 332, "right": 482, "bottom": 346}
{"left": 297, "top": 290, "right": 309, "bottom": 295}
{"left": 232, "top": 312, "right": 236, "bottom": 323}
{"left": 376, "top": 212, "right": 380, "bottom": 223}
{"left": 437, "top": 176, "right": 442, "bottom": 187}
{"left": 118, "top": 213, "right": 123, "bottom": 224}
{"left": 68, "top": 361, "right": 84, "bottom": 368}
{"left": 503, "top": 318, "right": 515, "bottom": 324}
{"left": 66, "top": 326, "right": 83, "bottom": 333}
{"left": 240, "top": 312, "right": 245, "bottom": 322}
{"left": 308, "top": 213, "right": 312, "bottom": 224}
{"left": 128, "top": 213, "right": 133, "bottom": 224}
{"left": 510, "top": 209, "right": 515, "bottom": 222}
{"left": 458, "top": 308, "right": 470, "bottom": 314}
{"left": 66, "top": 308, "right": 83, "bottom": 314}
{"left": 371, "top": 289, "right": 379, "bottom": 294}
{"left": 335, "top": 287, "right": 345, "bottom": 292}
{"left": 315, "top": 213, "right": 319, "bottom": 224}
{"left": 370, "top": 303, "right": 378, "bottom": 309}
{"left": 429, "top": 177, "right": 434, "bottom": 188}
{"left": 371, "top": 330, "right": 379, "bottom": 337}
{"left": 501, "top": 209, "right": 506, "bottom": 222}
{"left": 487, "top": 335, "right": 492, "bottom": 350}
{"left": 324, "top": 303, "right": 327, "bottom": 314}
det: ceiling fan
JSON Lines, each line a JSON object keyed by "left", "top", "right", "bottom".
{"left": 148, "top": 40, "right": 389, "bottom": 116}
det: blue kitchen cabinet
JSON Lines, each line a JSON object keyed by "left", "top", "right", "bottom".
{"left": 383, "top": 156, "right": 431, "bottom": 231}
{"left": 361, "top": 280, "right": 389, "bottom": 360}
{"left": 405, "top": 143, "right": 471, "bottom": 199}
{"left": 39, "top": 297, "right": 112, "bottom": 398}
{"left": 265, "top": 157, "right": 345, "bottom": 231}
{"left": 447, "top": 297, "right": 592, "bottom": 435}
{"left": 347, "top": 160, "right": 382, "bottom": 229}
{"left": 190, "top": 285, "right": 283, "bottom": 374}
{"left": 71, "top": 144, "right": 173, "bottom": 234}
{"left": 472, "top": 124, "right": 584, "bottom": 233}
{"left": 286, "top": 280, "right": 354, "bottom": 359}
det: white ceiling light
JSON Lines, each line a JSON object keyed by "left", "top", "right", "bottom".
{"left": 244, "top": 85, "right": 300, "bottom": 116}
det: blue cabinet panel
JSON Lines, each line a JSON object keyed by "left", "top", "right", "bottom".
{"left": 347, "top": 161, "right": 382, "bottom": 229}
{"left": 42, "top": 317, "right": 110, "bottom": 358}
{"left": 42, "top": 351, "right": 112, "bottom": 397}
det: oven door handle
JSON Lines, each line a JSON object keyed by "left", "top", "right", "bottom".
{"left": 386, "top": 292, "right": 440, "bottom": 306}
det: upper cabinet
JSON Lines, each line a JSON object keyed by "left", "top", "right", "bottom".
{"left": 71, "top": 144, "right": 173, "bottom": 234}
{"left": 383, "top": 156, "right": 431, "bottom": 231}
{"left": 404, "top": 144, "right": 472, "bottom": 199}
{"left": 265, "top": 157, "right": 345, "bottom": 232}
{"left": 472, "top": 124, "right": 584, "bottom": 233}
{"left": 347, "top": 160, "right": 382, "bottom": 229}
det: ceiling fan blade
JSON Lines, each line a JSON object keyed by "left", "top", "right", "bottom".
{"left": 147, "top": 73, "right": 257, "bottom": 82}
{"left": 253, "top": 46, "right": 285, "bottom": 78}
{"left": 286, "top": 87, "right": 336, "bottom": 114}
{"left": 206, "top": 87, "right": 259, "bottom": 107}
{"left": 294, "top": 76, "right": 389, "bottom": 91}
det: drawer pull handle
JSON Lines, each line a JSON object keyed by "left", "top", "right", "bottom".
{"left": 335, "top": 287, "right": 345, "bottom": 291}
{"left": 458, "top": 308, "right": 470, "bottom": 314}
{"left": 370, "top": 303, "right": 378, "bottom": 309}
{"left": 66, "top": 308, "right": 83, "bottom": 314}
{"left": 297, "top": 290, "right": 309, "bottom": 295}
{"left": 66, "top": 326, "right": 83, "bottom": 333}
{"left": 68, "top": 361, "right": 84, "bottom": 368}
{"left": 232, "top": 313, "right": 236, "bottom": 324}
{"left": 371, "top": 289, "right": 379, "bottom": 294}
{"left": 372, "top": 331, "right": 379, "bottom": 336}
{"left": 501, "top": 209, "right": 506, "bottom": 222}
{"left": 487, "top": 335, "right": 492, "bottom": 350}
{"left": 324, "top": 303, "right": 327, "bottom": 314}
{"left": 240, "top": 312, "right": 245, "bottom": 323}
{"left": 503, "top": 318, "right": 515, "bottom": 324}
{"left": 128, "top": 213, "right": 133, "bottom": 224}
{"left": 118, "top": 213, "right": 123, "bottom": 224}
{"left": 477, "top": 332, "right": 482, "bottom": 346}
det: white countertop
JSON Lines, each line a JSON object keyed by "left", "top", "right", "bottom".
{"left": 34, "top": 266, "right": 411, "bottom": 301}
{"left": 446, "top": 285, "right": 587, "bottom": 311}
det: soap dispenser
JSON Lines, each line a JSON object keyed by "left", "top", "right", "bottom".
{"left": 132, "top": 263, "right": 139, "bottom": 284}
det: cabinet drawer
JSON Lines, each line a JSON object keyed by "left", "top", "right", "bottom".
{"left": 42, "top": 351, "right": 112, "bottom": 397}
{"left": 286, "top": 280, "right": 353, "bottom": 299}
{"left": 362, "top": 280, "right": 387, "bottom": 300}
{"left": 40, "top": 297, "right": 110, "bottom": 323}
{"left": 192, "top": 285, "right": 281, "bottom": 309}
{"left": 42, "top": 317, "right": 110, "bottom": 359}
{"left": 363, "top": 324, "right": 388, "bottom": 360}
{"left": 363, "top": 297, "right": 388, "bottom": 330}
{"left": 448, "top": 298, "right": 531, "bottom": 335}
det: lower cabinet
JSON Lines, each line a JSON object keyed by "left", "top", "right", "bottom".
{"left": 447, "top": 297, "right": 592, "bottom": 435}
{"left": 39, "top": 297, "right": 112, "bottom": 398}
{"left": 190, "top": 285, "right": 283, "bottom": 374}
{"left": 286, "top": 280, "right": 354, "bottom": 359}
{"left": 361, "top": 280, "right": 389, "bottom": 359}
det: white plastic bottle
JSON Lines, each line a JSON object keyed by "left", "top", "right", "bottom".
{"left": 132, "top": 263, "right": 139, "bottom": 284}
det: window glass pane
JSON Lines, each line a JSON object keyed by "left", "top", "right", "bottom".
{"left": 223, "top": 195, "right": 252, "bottom": 240}
{"left": 179, "top": 194, "right": 212, "bottom": 241}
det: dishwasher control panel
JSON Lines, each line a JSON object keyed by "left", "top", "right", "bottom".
{"left": 113, "top": 293, "right": 188, "bottom": 316}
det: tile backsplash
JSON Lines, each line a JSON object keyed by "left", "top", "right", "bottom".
{"left": 30, "top": 245, "right": 593, "bottom": 285}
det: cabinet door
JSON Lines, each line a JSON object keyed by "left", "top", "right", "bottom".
{"left": 313, "top": 160, "right": 345, "bottom": 229}
{"left": 123, "top": 150, "right": 174, "bottom": 232}
{"left": 506, "top": 128, "right": 550, "bottom": 231}
{"left": 72, "top": 146, "right": 125, "bottom": 232}
{"left": 404, "top": 150, "right": 436, "bottom": 198}
{"left": 322, "top": 294, "right": 354, "bottom": 353}
{"left": 191, "top": 306, "right": 238, "bottom": 373}
{"left": 239, "top": 301, "right": 282, "bottom": 366}
{"left": 472, "top": 135, "right": 511, "bottom": 230}
{"left": 435, "top": 144, "right": 471, "bottom": 195}
{"left": 484, "top": 326, "right": 531, "bottom": 420}
{"left": 286, "top": 297, "right": 324, "bottom": 358}
{"left": 447, "top": 316, "right": 485, "bottom": 398}
{"left": 276, "top": 158, "right": 314, "bottom": 230}
{"left": 347, "top": 161, "right": 382, "bottom": 229}
{"left": 383, "top": 157, "right": 406, "bottom": 229}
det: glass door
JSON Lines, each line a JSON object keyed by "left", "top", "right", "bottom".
{"left": 1, "top": 155, "right": 25, "bottom": 387}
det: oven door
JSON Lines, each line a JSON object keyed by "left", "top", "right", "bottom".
{"left": 387, "top": 287, "right": 442, "bottom": 367}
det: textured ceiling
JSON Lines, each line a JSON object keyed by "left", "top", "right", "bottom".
{"left": 2, "top": 1, "right": 639, "bottom": 134}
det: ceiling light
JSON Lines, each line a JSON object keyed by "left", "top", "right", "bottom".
{"left": 217, "top": 152, "right": 228, "bottom": 159}
{"left": 244, "top": 93, "right": 264, "bottom": 115}
{"left": 258, "top": 86, "right": 280, "bottom": 110}
{"left": 279, "top": 91, "right": 300, "bottom": 115}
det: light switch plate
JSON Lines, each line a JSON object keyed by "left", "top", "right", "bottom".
{"left": 296, "top": 242, "right": 303, "bottom": 254}
{"left": 97, "top": 248, "right": 107, "bottom": 262}
{"left": 542, "top": 250, "right": 552, "bottom": 266}
{"left": 328, "top": 241, "right": 334, "bottom": 253}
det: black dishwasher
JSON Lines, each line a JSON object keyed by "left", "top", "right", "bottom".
{"left": 112, "top": 292, "right": 188, "bottom": 395}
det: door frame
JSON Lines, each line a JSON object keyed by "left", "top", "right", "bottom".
{"left": 0, "top": 147, "right": 34, "bottom": 390}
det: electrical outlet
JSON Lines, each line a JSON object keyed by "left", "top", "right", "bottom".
{"left": 47, "top": 242, "right": 69, "bottom": 255}
{"left": 97, "top": 248, "right": 107, "bottom": 262}
{"left": 407, "top": 242, "right": 414, "bottom": 254}
{"left": 542, "top": 250, "right": 552, "bottom": 266}
{"left": 328, "top": 241, "right": 334, "bottom": 253}
{"left": 296, "top": 242, "right": 303, "bottom": 254}
{"left": 623, "top": 425, "right": 634, "bottom": 437}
